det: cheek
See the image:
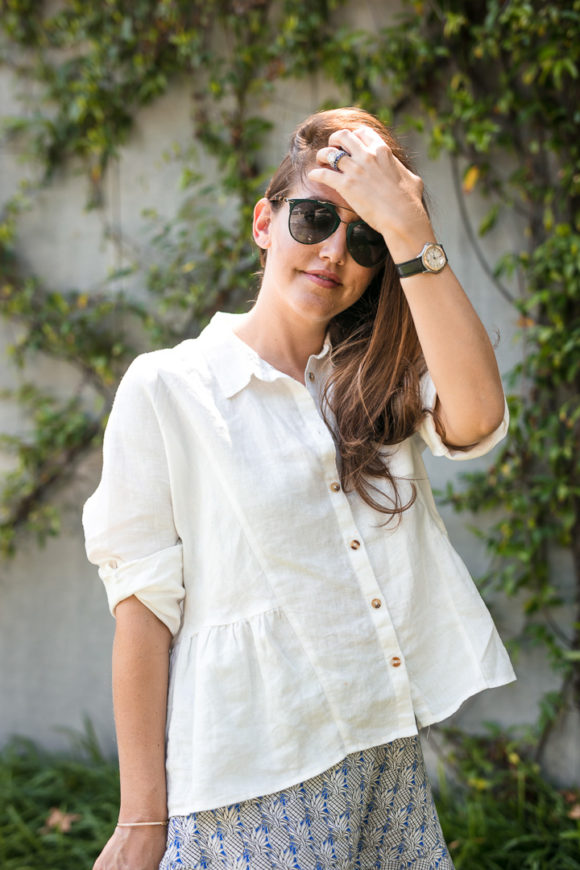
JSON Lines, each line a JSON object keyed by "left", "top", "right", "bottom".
{"left": 263, "top": 240, "right": 301, "bottom": 283}
{"left": 352, "top": 268, "right": 375, "bottom": 294}
{"left": 271, "top": 229, "right": 309, "bottom": 266}
{"left": 267, "top": 215, "right": 291, "bottom": 253}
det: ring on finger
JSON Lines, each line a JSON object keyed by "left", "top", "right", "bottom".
{"left": 327, "top": 148, "right": 349, "bottom": 172}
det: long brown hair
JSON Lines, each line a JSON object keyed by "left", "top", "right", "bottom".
{"left": 261, "top": 107, "right": 436, "bottom": 519}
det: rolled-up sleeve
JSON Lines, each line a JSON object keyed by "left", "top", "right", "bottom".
{"left": 417, "top": 371, "right": 509, "bottom": 460}
{"left": 82, "top": 354, "right": 185, "bottom": 635}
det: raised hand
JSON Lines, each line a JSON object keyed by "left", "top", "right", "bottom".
{"left": 308, "top": 126, "right": 434, "bottom": 261}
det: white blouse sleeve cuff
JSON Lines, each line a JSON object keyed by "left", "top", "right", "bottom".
{"left": 418, "top": 371, "right": 509, "bottom": 461}
{"left": 98, "top": 543, "right": 185, "bottom": 636}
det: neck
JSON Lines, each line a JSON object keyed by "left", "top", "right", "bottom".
{"left": 233, "top": 293, "right": 328, "bottom": 385}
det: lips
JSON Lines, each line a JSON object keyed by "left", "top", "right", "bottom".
{"left": 303, "top": 270, "right": 342, "bottom": 287}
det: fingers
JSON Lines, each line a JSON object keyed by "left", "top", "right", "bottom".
{"left": 307, "top": 165, "right": 347, "bottom": 189}
{"left": 327, "top": 127, "right": 367, "bottom": 155}
{"left": 318, "top": 127, "right": 423, "bottom": 192}
{"left": 308, "top": 134, "right": 372, "bottom": 196}
{"left": 315, "top": 127, "right": 393, "bottom": 179}
{"left": 328, "top": 126, "right": 388, "bottom": 157}
{"left": 315, "top": 146, "right": 350, "bottom": 170}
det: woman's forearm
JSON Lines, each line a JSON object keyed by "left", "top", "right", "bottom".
{"left": 377, "top": 215, "right": 505, "bottom": 447}
{"left": 112, "top": 595, "right": 172, "bottom": 822}
{"left": 399, "top": 263, "right": 506, "bottom": 447}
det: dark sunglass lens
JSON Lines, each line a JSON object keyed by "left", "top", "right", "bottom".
{"left": 289, "top": 201, "right": 336, "bottom": 244}
{"left": 348, "top": 223, "right": 387, "bottom": 267}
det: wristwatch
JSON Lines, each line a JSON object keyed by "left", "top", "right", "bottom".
{"left": 395, "top": 243, "right": 447, "bottom": 278}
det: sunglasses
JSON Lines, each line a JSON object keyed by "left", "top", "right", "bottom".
{"left": 272, "top": 197, "right": 388, "bottom": 268}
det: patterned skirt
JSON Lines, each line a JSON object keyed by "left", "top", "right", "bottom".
{"left": 159, "top": 736, "right": 454, "bottom": 870}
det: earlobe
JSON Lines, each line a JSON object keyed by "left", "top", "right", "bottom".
{"left": 253, "top": 198, "right": 273, "bottom": 248}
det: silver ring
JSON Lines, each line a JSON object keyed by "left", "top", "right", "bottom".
{"left": 328, "top": 148, "right": 349, "bottom": 171}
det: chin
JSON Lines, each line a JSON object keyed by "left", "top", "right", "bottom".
{"left": 292, "top": 296, "right": 338, "bottom": 323}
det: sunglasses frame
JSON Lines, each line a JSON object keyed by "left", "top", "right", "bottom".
{"left": 271, "top": 197, "right": 387, "bottom": 268}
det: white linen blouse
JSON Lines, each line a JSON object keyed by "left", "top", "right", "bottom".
{"left": 83, "top": 311, "right": 516, "bottom": 816}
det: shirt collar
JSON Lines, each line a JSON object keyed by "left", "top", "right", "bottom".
{"left": 199, "top": 311, "right": 332, "bottom": 399}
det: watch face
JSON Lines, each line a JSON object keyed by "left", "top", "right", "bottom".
{"left": 422, "top": 244, "right": 447, "bottom": 272}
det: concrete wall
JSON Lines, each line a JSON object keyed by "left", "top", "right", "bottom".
{"left": 1, "top": 11, "right": 578, "bottom": 785}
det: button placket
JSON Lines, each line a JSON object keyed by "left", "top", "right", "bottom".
{"left": 342, "top": 521, "right": 408, "bottom": 677}
{"left": 291, "top": 384, "right": 336, "bottom": 454}
{"left": 295, "top": 364, "right": 408, "bottom": 692}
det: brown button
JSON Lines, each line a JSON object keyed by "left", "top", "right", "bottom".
{"left": 391, "top": 656, "right": 402, "bottom": 668}
{"left": 349, "top": 539, "right": 361, "bottom": 550}
{"left": 371, "top": 598, "right": 382, "bottom": 609}
{"left": 330, "top": 482, "right": 340, "bottom": 492}
{"left": 308, "top": 372, "right": 315, "bottom": 381}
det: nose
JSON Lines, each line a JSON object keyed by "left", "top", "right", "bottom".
{"left": 318, "top": 222, "right": 347, "bottom": 265}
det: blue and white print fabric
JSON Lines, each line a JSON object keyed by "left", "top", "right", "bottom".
{"left": 158, "top": 737, "right": 454, "bottom": 870}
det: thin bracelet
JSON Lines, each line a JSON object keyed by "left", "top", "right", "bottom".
{"left": 117, "top": 821, "right": 168, "bottom": 827}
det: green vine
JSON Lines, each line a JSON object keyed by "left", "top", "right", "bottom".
{"left": 1, "top": 0, "right": 580, "bottom": 768}
{"left": 0, "top": 0, "right": 347, "bottom": 553}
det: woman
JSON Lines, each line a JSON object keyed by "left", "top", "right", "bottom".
{"left": 83, "top": 106, "right": 515, "bottom": 870}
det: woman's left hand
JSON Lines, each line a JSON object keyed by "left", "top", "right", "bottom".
{"left": 308, "top": 126, "right": 433, "bottom": 258}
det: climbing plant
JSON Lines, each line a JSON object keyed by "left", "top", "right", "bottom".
{"left": 0, "top": 0, "right": 347, "bottom": 553}
{"left": 1, "top": 0, "right": 580, "bottom": 763}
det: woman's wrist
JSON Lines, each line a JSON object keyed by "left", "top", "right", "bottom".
{"left": 378, "top": 218, "right": 437, "bottom": 265}
{"left": 117, "top": 820, "right": 168, "bottom": 828}
{"left": 118, "top": 804, "right": 168, "bottom": 825}
{"left": 118, "top": 790, "right": 168, "bottom": 825}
